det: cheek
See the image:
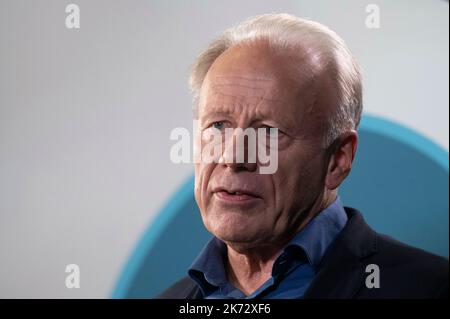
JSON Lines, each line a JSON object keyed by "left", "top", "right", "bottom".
{"left": 274, "top": 152, "right": 322, "bottom": 202}
{"left": 276, "top": 152, "right": 303, "bottom": 184}
{"left": 194, "top": 163, "right": 215, "bottom": 211}
{"left": 194, "top": 163, "right": 204, "bottom": 209}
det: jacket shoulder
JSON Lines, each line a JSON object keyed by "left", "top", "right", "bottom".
{"left": 377, "top": 233, "right": 448, "bottom": 277}
{"left": 155, "top": 276, "right": 200, "bottom": 299}
{"left": 363, "top": 233, "right": 448, "bottom": 298}
{"left": 332, "top": 208, "right": 448, "bottom": 298}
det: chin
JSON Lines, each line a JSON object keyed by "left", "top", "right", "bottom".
{"left": 202, "top": 205, "right": 270, "bottom": 242}
{"left": 208, "top": 221, "right": 268, "bottom": 248}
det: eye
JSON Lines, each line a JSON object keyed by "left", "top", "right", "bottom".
{"left": 211, "top": 121, "right": 225, "bottom": 130}
{"left": 262, "top": 125, "right": 278, "bottom": 136}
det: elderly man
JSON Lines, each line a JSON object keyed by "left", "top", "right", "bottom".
{"left": 159, "top": 13, "right": 448, "bottom": 299}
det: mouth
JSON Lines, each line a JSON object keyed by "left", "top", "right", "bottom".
{"left": 213, "top": 188, "right": 261, "bottom": 203}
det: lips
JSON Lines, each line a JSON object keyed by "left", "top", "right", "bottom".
{"left": 212, "top": 187, "right": 261, "bottom": 202}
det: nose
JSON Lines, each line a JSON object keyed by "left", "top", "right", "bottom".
{"left": 219, "top": 128, "right": 258, "bottom": 172}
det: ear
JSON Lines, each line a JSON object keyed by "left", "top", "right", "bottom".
{"left": 325, "top": 130, "right": 358, "bottom": 190}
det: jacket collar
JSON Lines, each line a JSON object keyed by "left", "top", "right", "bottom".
{"left": 304, "top": 207, "right": 379, "bottom": 299}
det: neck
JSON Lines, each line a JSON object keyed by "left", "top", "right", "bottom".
{"left": 226, "top": 244, "right": 281, "bottom": 296}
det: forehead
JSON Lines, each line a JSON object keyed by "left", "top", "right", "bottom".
{"left": 198, "top": 42, "right": 327, "bottom": 126}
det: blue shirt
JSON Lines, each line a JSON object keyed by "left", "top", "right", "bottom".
{"left": 188, "top": 196, "right": 348, "bottom": 299}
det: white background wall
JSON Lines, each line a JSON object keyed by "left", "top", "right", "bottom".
{"left": 0, "top": 0, "right": 448, "bottom": 298}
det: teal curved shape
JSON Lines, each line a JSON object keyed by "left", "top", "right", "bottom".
{"left": 111, "top": 175, "right": 195, "bottom": 299}
{"left": 112, "top": 114, "right": 449, "bottom": 299}
{"left": 360, "top": 116, "right": 448, "bottom": 172}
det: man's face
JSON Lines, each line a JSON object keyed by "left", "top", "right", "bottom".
{"left": 194, "top": 42, "right": 336, "bottom": 250}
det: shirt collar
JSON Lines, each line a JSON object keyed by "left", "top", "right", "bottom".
{"left": 188, "top": 196, "right": 348, "bottom": 292}
{"left": 188, "top": 236, "right": 228, "bottom": 289}
{"left": 283, "top": 196, "right": 348, "bottom": 267}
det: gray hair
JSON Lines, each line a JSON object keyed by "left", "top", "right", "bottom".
{"left": 189, "top": 13, "right": 363, "bottom": 147}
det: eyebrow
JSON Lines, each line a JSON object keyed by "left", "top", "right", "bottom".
{"left": 200, "top": 111, "right": 234, "bottom": 124}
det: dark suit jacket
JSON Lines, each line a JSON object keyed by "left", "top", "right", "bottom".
{"left": 157, "top": 207, "right": 448, "bottom": 299}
